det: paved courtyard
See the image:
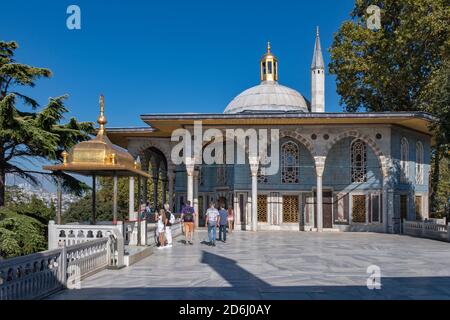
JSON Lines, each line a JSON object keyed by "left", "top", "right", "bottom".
{"left": 49, "top": 231, "right": 450, "bottom": 300}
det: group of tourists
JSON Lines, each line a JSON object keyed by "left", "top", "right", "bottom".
{"left": 204, "top": 202, "right": 234, "bottom": 246}
{"left": 153, "top": 203, "right": 176, "bottom": 249}
{"left": 180, "top": 200, "right": 234, "bottom": 247}
{"left": 140, "top": 200, "right": 235, "bottom": 248}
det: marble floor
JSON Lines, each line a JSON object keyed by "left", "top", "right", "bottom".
{"left": 49, "top": 231, "right": 450, "bottom": 300}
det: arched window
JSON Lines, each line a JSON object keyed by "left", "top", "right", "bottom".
{"left": 415, "top": 141, "right": 424, "bottom": 184}
{"left": 400, "top": 137, "right": 409, "bottom": 183}
{"left": 281, "top": 141, "right": 299, "bottom": 184}
{"left": 351, "top": 139, "right": 367, "bottom": 183}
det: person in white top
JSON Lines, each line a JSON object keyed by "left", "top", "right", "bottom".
{"left": 157, "top": 209, "right": 167, "bottom": 249}
{"left": 205, "top": 202, "right": 219, "bottom": 247}
{"left": 164, "top": 203, "right": 175, "bottom": 248}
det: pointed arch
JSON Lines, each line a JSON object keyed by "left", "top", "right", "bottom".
{"left": 415, "top": 141, "right": 424, "bottom": 185}
{"left": 325, "top": 130, "right": 388, "bottom": 178}
{"left": 400, "top": 137, "right": 409, "bottom": 183}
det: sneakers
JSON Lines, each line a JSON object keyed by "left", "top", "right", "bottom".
{"left": 166, "top": 244, "right": 173, "bottom": 248}
{"left": 212, "top": 242, "right": 216, "bottom": 247}
{"left": 157, "top": 246, "right": 164, "bottom": 250}
{"left": 189, "top": 241, "right": 193, "bottom": 245}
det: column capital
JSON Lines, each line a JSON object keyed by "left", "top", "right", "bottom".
{"left": 185, "top": 156, "right": 195, "bottom": 176}
{"left": 249, "top": 155, "right": 259, "bottom": 176}
{"left": 314, "top": 156, "right": 326, "bottom": 177}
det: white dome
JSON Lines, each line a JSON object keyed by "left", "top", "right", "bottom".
{"left": 224, "top": 81, "right": 310, "bottom": 114}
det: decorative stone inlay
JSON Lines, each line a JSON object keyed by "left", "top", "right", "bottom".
{"left": 279, "top": 129, "right": 317, "bottom": 157}
{"left": 324, "top": 130, "right": 387, "bottom": 177}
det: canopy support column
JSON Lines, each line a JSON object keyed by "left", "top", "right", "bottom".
{"left": 56, "top": 172, "right": 62, "bottom": 225}
{"left": 113, "top": 175, "right": 118, "bottom": 224}
{"left": 137, "top": 175, "right": 142, "bottom": 246}
{"left": 92, "top": 174, "right": 97, "bottom": 225}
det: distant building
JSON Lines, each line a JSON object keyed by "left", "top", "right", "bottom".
{"left": 8, "top": 183, "right": 79, "bottom": 212}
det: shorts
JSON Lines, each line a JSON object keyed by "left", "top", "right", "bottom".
{"left": 184, "top": 222, "right": 194, "bottom": 233}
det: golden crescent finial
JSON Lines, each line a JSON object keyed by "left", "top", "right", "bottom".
{"left": 267, "top": 41, "right": 271, "bottom": 53}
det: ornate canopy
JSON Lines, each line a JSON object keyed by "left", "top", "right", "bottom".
{"left": 43, "top": 95, "right": 151, "bottom": 179}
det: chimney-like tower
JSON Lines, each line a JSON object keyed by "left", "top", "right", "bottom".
{"left": 311, "top": 26, "right": 325, "bottom": 112}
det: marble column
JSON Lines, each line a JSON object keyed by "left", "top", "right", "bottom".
{"left": 129, "top": 176, "right": 136, "bottom": 221}
{"left": 249, "top": 156, "right": 259, "bottom": 231}
{"left": 193, "top": 170, "right": 199, "bottom": 228}
{"left": 152, "top": 165, "right": 159, "bottom": 209}
{"left": 161, "top": 171, "right": 167, "bottom": 206}
{"left": 314, "top": 156, "right": 326, "bottom": 232}
{"left": 185, "top": 156, "right": 195, "bottom": 206}
{"left": 167, "top": 170, "right": 175, "bottom": 211}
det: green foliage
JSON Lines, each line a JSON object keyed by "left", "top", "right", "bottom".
{"left": 64, "top": 172, "right": 167, "bottom": 223}
{"left": 0, "top": 40, "right": 95, "bottom": 206}
{"left": 0, "top": 197, "right": 52, "bottom": 258}
{"left": 329, "top": 0, "right": 449, "bottom": 113}
{"left": 329, "top": 0, "right": 450, "bottom": 215}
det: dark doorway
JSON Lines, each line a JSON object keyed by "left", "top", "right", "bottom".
{"left": 239, "top": 194, "right": 246, "bottom": 230}
{"left": 323, "top": 191, "right": 333, "bottom": 228}
{"left": 314, "top": 189, "right": 333, "bottom": 229}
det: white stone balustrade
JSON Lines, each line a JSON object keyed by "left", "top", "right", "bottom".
{"left": 0, "top": 238, "right": 111, "bottom": 300}
{"left": 48, "top": 220, "right": 123, "bottom": 250}
{"left": 403, "top": 219, "right": 450, "bottom": 242}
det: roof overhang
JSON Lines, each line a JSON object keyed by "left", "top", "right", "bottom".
{"left": 43, "top": 163, "right": 152, "bottom": 178}
{"left": 105, "top": 112, "right": 437, "bottom": 148}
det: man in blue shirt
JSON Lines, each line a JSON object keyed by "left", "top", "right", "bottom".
{"left": 218, "top": 204, "right": 228, "bottom": 243}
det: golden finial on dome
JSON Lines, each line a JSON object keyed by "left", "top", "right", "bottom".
{"left": 97, "top": 94, "right": 107, "bottom": 133}
{"left": 260, "top": 41, "right": 278, "bottom": 82}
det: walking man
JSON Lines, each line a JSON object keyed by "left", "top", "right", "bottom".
{"left": 205, "top": 202, "right": 219, "bottom": 246}
{"left": 218, "top": 204, "right": 228, "bottom": 243}
{"left": 164, "top": 203, "right": 175, "bottom": 247}
{"left": 181, "top": 200, "right": 195, "bottom": 245}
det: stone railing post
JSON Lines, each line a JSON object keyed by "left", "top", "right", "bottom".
{"left": 60, "top": 244, "right": 67, "bottom": 286}
{"left": 421, "top": 221, "right": 426, "bottom": 237}
{"left": 48, "top": 220, "right": 57, "bottom": 250}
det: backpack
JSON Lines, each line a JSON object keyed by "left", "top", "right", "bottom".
{"left": 183, "top": 207, "right": 194, "bottom": 222}
{"left": 166, "top": 211, "right": 175, "bottom": 226}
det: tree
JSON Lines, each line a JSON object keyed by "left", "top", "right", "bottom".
{"left": 64, "top": 173, "right": 167, "bottom": 223}
{"left": 329, "top": 0, "right": 449, "bottom": 113}
{"left": 0, "top": 40, "right": 95, "bottom": 207}
{"left": 329, "top": 0, "right": 449, "bottom": 215}
{"left": 0, "top": 194, "right": 54, "bottom": 258}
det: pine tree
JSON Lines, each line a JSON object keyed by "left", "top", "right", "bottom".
{"left": 0, "top": 40, "right": 95, "bottom": 206}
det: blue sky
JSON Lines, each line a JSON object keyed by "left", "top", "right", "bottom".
{"left": 2, "top": 0, "right": 355, "bottom": 128}
{"left": 2, "top": 0, "right": 356, "bottom": 190}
